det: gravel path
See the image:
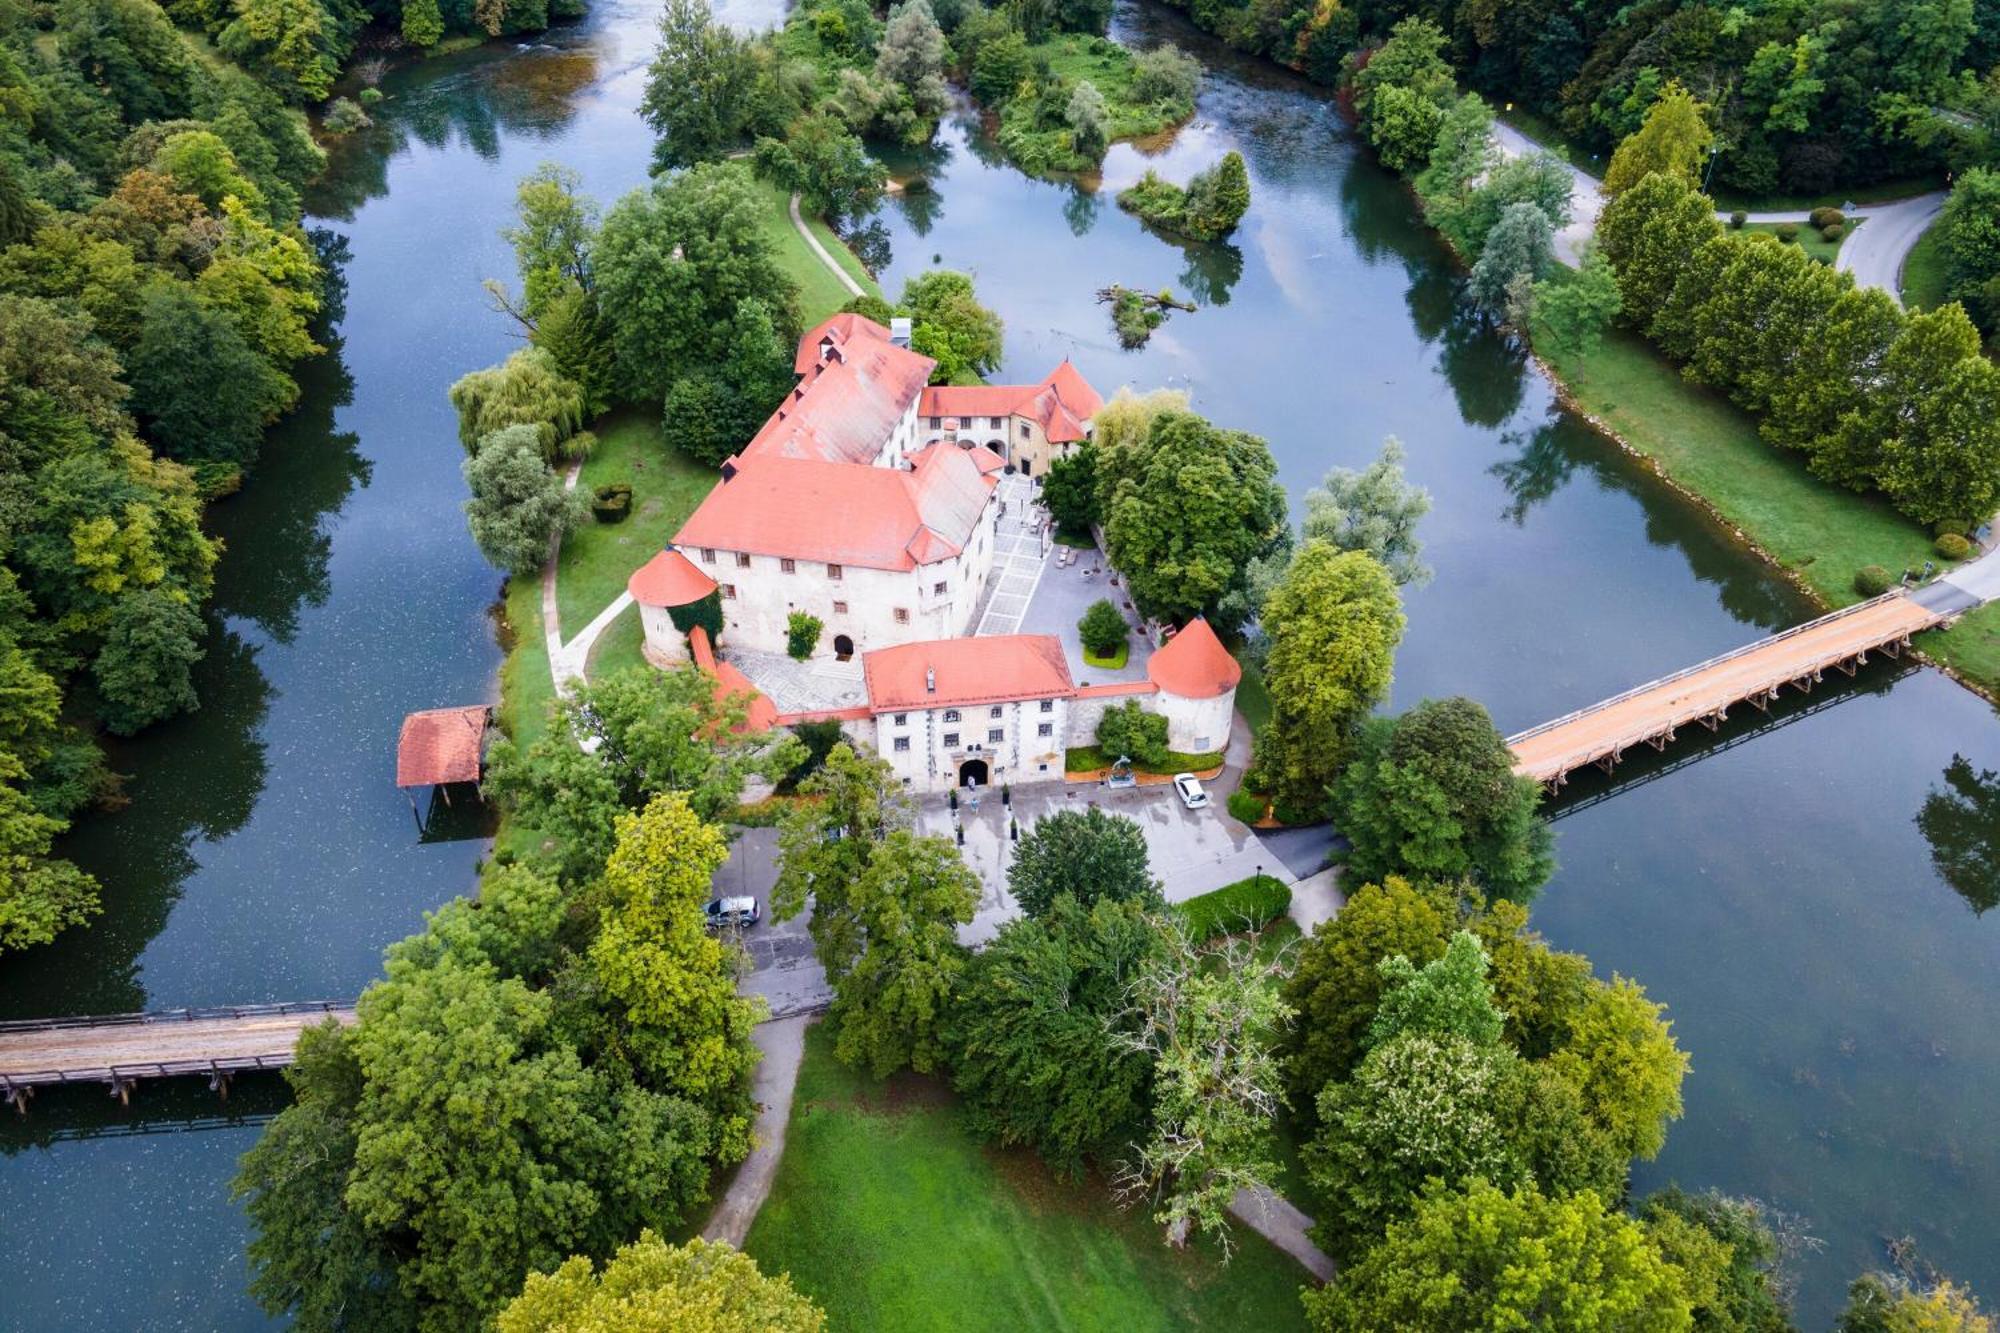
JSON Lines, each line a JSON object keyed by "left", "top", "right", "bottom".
{"left": 701, "top": 1013, "right": 813, "bottom": 1247}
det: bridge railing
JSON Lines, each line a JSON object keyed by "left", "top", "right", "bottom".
{"left": 1504, "top": 590, "right": 1917, "bottom": 745}
{"left": 0, "top": 1000, "right": 354, "bottom": 1036}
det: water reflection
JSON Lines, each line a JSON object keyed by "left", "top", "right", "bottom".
{"left": 1916, "top": 756, "right": 2000, "bottom": 915}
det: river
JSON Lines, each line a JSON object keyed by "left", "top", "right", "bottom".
{"left": 3, "top": 0, "right": 1996, "bottom": 1326}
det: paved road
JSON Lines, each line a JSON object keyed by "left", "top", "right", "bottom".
{"left": 701, "top": 1014, "right": 810, "bottom": 1247}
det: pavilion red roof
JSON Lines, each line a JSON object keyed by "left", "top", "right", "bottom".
{"left": 396, "top": 706, "right": 490, "bottom": 787}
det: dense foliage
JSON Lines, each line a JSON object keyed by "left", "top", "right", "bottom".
{"left": 1006, "top": 804, "right": 1160, "bottom": 917}
{"left": 1298, "top": 436, "right": 1431, "bottom": 585}
{"left": 1152, "top": 1, "right": 1996, "bottom": 199}
{"left": 1116, "top": 150, "right": 1250, "bottom": 242}
{"left": 498, "top": 1233, "right": 826, "bottom": 1332}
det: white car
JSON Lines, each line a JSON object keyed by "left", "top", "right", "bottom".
{"left": 1173, "top": 773, "right": 1209, "bottom": 809}
{"left": 704, "top": 896, "right": 761, "bottom": 931}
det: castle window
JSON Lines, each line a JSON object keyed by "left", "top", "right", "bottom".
{"left": 736, "top": 552, "right": 751, "bottom": 568}
{"left": 894, "top": 713, "right": 907, "bottom": 725}
{"left": 942, "top": 710, "right": 961, "bottom": 723}
{"left": 781, "top": 558, "right": 796, "bottom": 574}
{"left": 1037, "top": 723, "right": 1053, "bottom": 737}
{"left": 989, "top": 706, "right": 1003, "bottom": 719}
{"left": 934, "top": 581, "right": 948, "bottom": 596}
{"left": 1018, "top": 422, "right": 1030, "bottom": 439}
{"left": 832, "top": 600, "right": 848, "bottom": 614}
{"left": 720, "top": 583, "right": 736, "bottom": 599}
{"left": 987, "top": 728, "right": 1004, "bottom": 743}
{"left": 1039, "top": 699, "right": 1054, "bottom": 713}
{"left": 943, "top": 732, "right": 959, "bottom": 747}
{"left": 699, "top": 548, "right": 716, "bottom": 564}
{"left": 827, "top": 563, "right": 843, "bottom": 581}
{"left": 893, "top": 737, "right": 910, "bottom": 752}
{"left": 894, "top": 608, "right": 909, "bottom": 624}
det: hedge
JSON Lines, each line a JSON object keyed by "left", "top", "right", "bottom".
{"left": 1173, "top": 874, "right": 1291, "bottom": 942}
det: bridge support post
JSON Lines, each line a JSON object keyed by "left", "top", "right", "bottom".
{"left": 4, "top": 1083, "right": 29, "bottom": 1116}
{"left": 208, "top": 1066, "right": 232, "bottom": 1101}
{"left": 108, "top": 1076, "right": 133, "bottom": 1107}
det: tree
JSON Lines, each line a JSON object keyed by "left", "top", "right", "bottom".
{"left": 1256, "top": 541, "right": 1404, "bottom": 816}
{"left": 752, "top": 115, "right": 885, "bottom": 226}
{"left": 785, "top": 611, "right": 822, "bottom": 660}
{"left": 1874, "top": 333, "right": 2000, "bottom": 529}
{"left": 503, "top": 164, "right": 599, "bottom": 324}
{"left": 1300, "top": 437, "right": 1431, "bottom": 585}
{"left": 1279, "top": 876, "right": 1455, "bottom": 1108}
{"left": 594, "top": 163, "right": 800, "bottom": 404}
{"left": 1116, "top": 924, "right": 1291, "bottom": 1251}
{"left": 772, "top": 742, "right": 914, "bottom": 973}
{"left": 586, "top": 796, "right": 763, "bottom": 1159}
{"left": 1102, "top": 408, "right": 1288, "bottom": 624}
{"left": 400, "top": 0, "right": 443, "bottom": 45}
{"left": 901, "top": 269, "right": 1003, "bottom": 382}
{"left": 1638, "top": 1188, "right": 1796, "bottom": 1333}
{"left": 92, "top": 586, "right": 204, "bottom": 735}
{"left": 1534, "top": 247, "right": 1624, "bottom": 355}
{"left": 1182, "top": 151, "right": 1250, "bottom": 240}
{"left": 874, "top": 0, "right": 948, "bottom": 115}
{"left": 449, "top": 347, "right": 589, "bottom": 461}
{"left": 128, "top": 283, "right": 285, "bottom": 468}
{"left": 1549, "top": 974, "right": 1688, "bottom": 1162}
{"left": 1367, "top": 930, "right": 1506, "bottom": 1050}
{"left": 1077, "top": 596, "right": 1127, "bottom": 657}
{"left": 1469, "top": 200, "right": 1553, "bottom": 322}
{"left": 1839, "top": 1273, "right": 1992, "bottom": 1332}
{"left": 1414, "top": 93, "right": 1495, "bottom": 209}
{"left": 827, "top": 829, "right": 979, "bottom": 1076}
{"left": 1130, "top": 43, "right": 1199, "bottom": 115}
{"left": 970, "top": 30, "right": 1033, "bottom": 106}
{"left": 1303, "top": 1180, "right": 1695, "bottom": 1332}
{"left": 1597, "top": 172, "right": 1725, "bottom": 329}
{"left": 1440, "top": 152, "right": 1573, "bottom": 259}
{"left": 1066, "top": 80, "right": 1109, "bottom": 160}
{"left": 498, "top": 1233, "right": 825, "bottom": 1332}
{"left": 484, "top": 666, "right": 799, "bottom": 883}
{"left": 1330, "top": 696, "right": 1554, "bottom": 902}
{"left": 949, "top": 897, "right": 1163, "bottom": 1175}
{"left": 1095, "top": 697, "right": 1169, "bottom": 769}
{"left": 1940, "top": 168, "right": 2000, "bottom": 334}
{"left": 1007, "top": 805, "right": 1159, "bottom": 917}
{"left": 0, "top": 760, "right": 101, "bottom": 952}
{"left": 1041, "top": 441, "right": 1099, "bottom": 532}
{"left": 463, "top": 424, "right": 590, "bottom": 577}
{"left": 216, "top": 0, "right": 350, "bottom": 102}
{"left": 1603, "top": 82, "right": 1714, "bottom": 198}
{"left": 1350, "top": 19, "right": 1453, "bottom": 173}
{"left": 641, "top": 0, "right": 758, "bottom": 169}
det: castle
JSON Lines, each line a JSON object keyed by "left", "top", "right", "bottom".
{"left": 625, "top": 313, "right": 1241, "bottom": 792}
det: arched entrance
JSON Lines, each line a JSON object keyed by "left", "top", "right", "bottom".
{"left": 958, "top": 758, "right": 989, "bottom": 788}
{"left": 986, "top": 440, "right": 1006, "bottom": 461}
{"left": 833, "top": 633, "right": 854, "bottom": 661}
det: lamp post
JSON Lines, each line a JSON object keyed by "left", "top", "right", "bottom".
{"left": 1701, "top": 145, "right": 1721, "bottom": 194}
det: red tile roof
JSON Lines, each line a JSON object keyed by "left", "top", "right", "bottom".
{"left": 627, "top": 549, "right": 718, "bottom": 608}
{"left": 674, "top": 445, "right": 995, "bottom": 571}
{"left": 689, "top": 626, "right": 777, "bottom": 733}
{"left": 863, "top": 635, "right": 1076, "bottom": 712}
{"left": 1146, "top": 618, "right": 1241, "bottom": 699}
{"left": 747, "top": 330, "right": 934, "bottom": 466}
{"left": 396, "top": 706, "right": 490, "bottom": 787}
{"left": 795, "top": 312, "right": 893, "bottom": 375}
{"left": 918, "top": 360, "right": 1102, "bottom": 445}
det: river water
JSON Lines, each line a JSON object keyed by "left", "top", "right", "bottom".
{"left": 3, "top": 1, "right": 1995, "bottom": 1326}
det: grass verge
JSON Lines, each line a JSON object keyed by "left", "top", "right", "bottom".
{"left": 1527, "top": 281, "right": 1935, "bottom": 609}
{"left": 1901, "top": 221, "right": 1949, "bottom": 312}
{"left": 1235, "top": 648, "right": 1272, "bottom": 733}
{"left": 1709, "top": 174, "right": 1941, "bottom": 214}
{"left": 748, "top": 176, "right": 881, "bottom": 324}
{"left": 1175, "top": 873, "right": 1292, "bottom": 941}
{"left": 743, "top": 1023, "right": 1315, "bottom": 1331}
{"left": 584, "top": 601, "right": 648, "bottom": 682}
{"left": 1065, "top": 744, "right": 1224, "bottom": 774}
{"left": 1742, "top": 217, "right": 1855, "bottom": 265}
{"left": 554, "top": 411, "right": 713, "bottom": 637}
{"left": 1084, "top": 641, "right": 1130, "bottom": 669}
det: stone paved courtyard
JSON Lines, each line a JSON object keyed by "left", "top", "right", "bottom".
{"left": 728, "top": 647, "right": 866, "bottom": 714}
{"left": 971, "top": 474, "right": 1050, "bottom": 637}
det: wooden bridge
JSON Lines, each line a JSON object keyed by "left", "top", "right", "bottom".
{"left": 1508, "top": 591, "right": 1950, "bottom": 787}
{"left": 0, "top": 1001, "right": 354, "bottom": 1113}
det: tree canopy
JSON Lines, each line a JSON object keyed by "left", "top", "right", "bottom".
{"left": 1300, "top": 437, "right": 1432, "bottom": 586}
{"left": 498, "top": 1234, "right": 826, "bottom": 1332}
{"left": 1006, "top": 805, "right": 1160, "bottom": 917}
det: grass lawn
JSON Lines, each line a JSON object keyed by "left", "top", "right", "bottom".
{"left": 1709, "top": 174, "right": 1941, "bottom": 214}
{"left": 553, "top": 411, "right": 713, "bottom": 638}
{"left": 1742, "top": 217, "right": 1856, "bottom": 265}
{"left": 748, "top": 176, "right": 881, "bottom": 325}
{"left": 1176, "top": 873, "right": 1293, "bottom": 941}
{"left": 1084, "top": 641, "right": 1130, "bottom": 669}
{"left": 1234, "top": 648, "right": 1272, "bottom": 733}
{"left": 1902, "top": 221, "right": 1950, "bottom": 311}
{"left": 1528, "top": 284, "right": 1935, "bottom": 609}
{"left": 584, "top": 600, "right": 648, "bottom": 682}
{"left": 1038, "top": 34, "right": 1187, "bottom": 142}
{"left": 1920, "top": 601, "right": 2000, "bottom": 688}
{"left": 492, "top": 574, "right": 554, "bottom": 864}
{"left": 744, "top": 1023, "right": 1315, "bottom": 1332}
{"left": 1065, "top": 743, "right": 1224, "bottom": 773}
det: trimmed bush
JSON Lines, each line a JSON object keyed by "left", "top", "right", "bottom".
{"left": 1096, "top": 698, "right": 1169, "bottom": 769}
{"left": 358, "top": 87, "right": 384, "bottom": 105}
{"left": 1775, "top": 221, "right": 1800, "bottom": 242}
{"left": 1855, "top": 564, "right": 1893, "bottom": 596}
{"left": 590, "top": 482, "right": 632, "bottom": 522}
{"left": 1934, "top": 519, "right": 1972, "bottom": 538}
{"left": 1078, "top": 597, "right": 1128, "bottom": 657}
{"left": 1820, "top": 222, "right": 1845, "bottom": 243}
{"left": 1728, "top": 210, "right": 1747, "bottom": 229}
{"left": 1174, "top": 873, "right": 1291, "bottom": 941}
{"left": 1809, "top": 206, "right": 1845, "bottom": 230}
{"left": 1936, "top": 532, "right": 1974, "bottom": 560}
{"left": 1226, "top": 789, "right": 1266, "bottom": 823}
{"left": 786, "top": 611, "right": 824, "bottom": 660}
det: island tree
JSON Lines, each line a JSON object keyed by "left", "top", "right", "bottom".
{"left": 640, "top": 0, "right": 758, "bottom": 169}
{"left": 1007, "top": 805, "right": 1159, "bottom": 917}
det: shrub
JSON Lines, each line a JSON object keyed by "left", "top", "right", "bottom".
{"left": 1174, "top": 873, "right": 1291, "bottom": 941}
{"left": 1934, "top": 519, "right": 1971, "bottom": 538}
{"left": 358, "top": 87, "right": 384, "bottom": 105}
{"left": 786, "top": 611, "right": 824, "bottom": 660}
{"left": 1774, "top": 221, "right": 1800, "bottom": 242}
{"left": 322, "top": 97, "right": 371, "bottom": 135}
{"left": 1809, "top": 206, "right": 1845, "bottom": 229}
{"left": 1820, "top": 222, "right": 1845, "bottom": 243}
{"left": 1855, "top": 564, "right": 1893, "bottom": 596}
{"left": 1728, "top": 210, "right": 1747, "bottom": 229}
{"left": 1078, "top": 597, "right": 1127, "bottom": 657}
{"left": 590, "top": 482, "right": 632, "bottom": 522}
{"left": 1936, "top": 532, "right": 1973, "bottom": 560}
{"left": 1227, "top": 789, "right": 1266, "bottom": 823}
{"left": 1096, "top": 698, "right": 1169, "bottom": 769}
{"left": 1272, "top": 796, "right": 1320, "bottom": 826}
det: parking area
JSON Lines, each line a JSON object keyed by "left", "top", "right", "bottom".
{"left": 1009, "top": 534, "right": 1152, "bottom": 686}
{"left": 917, "top": 779, "right": 1294, "bottom": 944}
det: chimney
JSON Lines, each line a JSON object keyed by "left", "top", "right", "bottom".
{"left": 925, "top": 667, "right": 935, "bottom": 694}
{"left": 890, "top": 317, "right": 912, "bottom": 347}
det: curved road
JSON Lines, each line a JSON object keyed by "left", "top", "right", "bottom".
{"left": 1489, "top": 123, "right": 1944, "bottom": 304}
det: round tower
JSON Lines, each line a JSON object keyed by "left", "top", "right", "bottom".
{"left": 1145, "top": 617, "right": 1242, "bottom": 755}
{"left": 626, "top": 548, "right": 719, "bottom": 667}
